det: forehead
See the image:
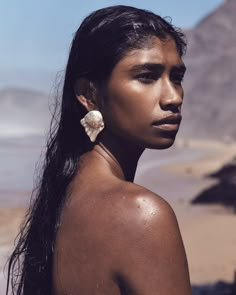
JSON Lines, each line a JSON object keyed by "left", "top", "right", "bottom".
{"left": 115, "top": 36, "right": 183, "bottom": 71}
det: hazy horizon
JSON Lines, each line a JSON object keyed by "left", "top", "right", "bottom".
{"left": 1, "top": 0, "right": 223, "bottom": 92}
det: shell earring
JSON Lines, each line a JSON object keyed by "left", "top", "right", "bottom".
{"left": 80, "top": 110, "right": 104, "bottom": 142}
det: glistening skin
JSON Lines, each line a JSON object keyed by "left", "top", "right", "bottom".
{"left": 99, "top": 36, "right": 186, "bottom": 150}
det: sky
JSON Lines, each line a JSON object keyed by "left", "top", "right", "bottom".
{"left": 0, "top": 0, "right": 223, "bottom": 92}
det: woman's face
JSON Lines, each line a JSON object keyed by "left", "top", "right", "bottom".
{"left": 100, "top": 36, "right": 186, "bottom": 149}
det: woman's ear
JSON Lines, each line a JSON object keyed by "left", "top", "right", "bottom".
{"left": 74, "top": 78, "right": 98, "bottom": 112}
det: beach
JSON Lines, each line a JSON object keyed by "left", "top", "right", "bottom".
{"left": 0, "top": 207, "right": 27, "bottom": 294}
{"left": 1, "top": 137, "right": 236, "bottom": 292}
{"left": 169, "top": 140, "right": 236, "bottom": 284}
{"left": 136, "top": 138, "right": 236, "bottom": 284}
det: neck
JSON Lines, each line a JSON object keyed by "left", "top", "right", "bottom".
{"left": 95, "top": 132, "right": 145, "bottom": 182}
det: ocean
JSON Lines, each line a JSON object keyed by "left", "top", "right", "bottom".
{"left": 0, "top": 135, "right": 207, "bottom": 208}
{"left": 0, "top": 136, "right": 45, "bottom": 207}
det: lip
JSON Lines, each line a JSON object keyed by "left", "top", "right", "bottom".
{"left": 152, "top": 123, "right": 180, "bottom": 131}
{"left": 152, "top": 114, "right": 182, "bottom": 131}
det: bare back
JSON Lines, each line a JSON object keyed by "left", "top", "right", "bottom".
{"left": 53, "top": 150, "right": 191, "bottom": 295}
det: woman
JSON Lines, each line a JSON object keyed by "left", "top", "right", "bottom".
{"left": 7, "top": 5, "right": 191, "bottom": 295}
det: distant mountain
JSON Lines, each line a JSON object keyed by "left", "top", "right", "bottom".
{"left": 180, "top": 0, "right": 236, "bottom": 140}
{"left": 0, "top": 87, "right": 51, "bottom": 137}
{"left": 1, "top": 1, "right": 235, "bottom": 140}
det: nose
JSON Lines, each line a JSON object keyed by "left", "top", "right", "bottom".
{"left": 160, "top": 80, "right": 183, "bottom": 112}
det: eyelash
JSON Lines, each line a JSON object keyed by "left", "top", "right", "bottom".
{"left": 171, "top": 74, "right": 185, "bottom": 85}
{"left": 135, "top": 72, "right": 185, "bottom": 85}
{"left": 135, "top": 72, "right": 159, "bottom": 83}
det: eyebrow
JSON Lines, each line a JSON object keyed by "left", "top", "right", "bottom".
{"left": 129, "top": 63, "right": 186, "bottom": 73}
{"left": 172, "top": 64, "right": 187, "bottom": 73}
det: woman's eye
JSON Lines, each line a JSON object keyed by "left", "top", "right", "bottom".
{"left": 135, "top": 72, "right": 158, "bottom": 83}
{"left": 172, "top": 75, "right": 184, "bottom": 85}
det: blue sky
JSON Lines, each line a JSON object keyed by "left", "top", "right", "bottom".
{"left": 0, "top": 0, "right": 223, "bottom": 91}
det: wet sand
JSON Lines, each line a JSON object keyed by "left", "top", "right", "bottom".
{"left": 1, "top": 138, "right": 236, "bottom": 293}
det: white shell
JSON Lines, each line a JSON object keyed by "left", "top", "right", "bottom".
{"left": 80, "top": 110, "right": 104, "bottom": 142}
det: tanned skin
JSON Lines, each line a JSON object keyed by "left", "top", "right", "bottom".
{"left": 53, "top": 37, "right": 191, "bottom": 294}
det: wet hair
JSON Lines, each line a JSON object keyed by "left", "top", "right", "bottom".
{"left": 6, "top": 5, "right": 186, "bottom": 295}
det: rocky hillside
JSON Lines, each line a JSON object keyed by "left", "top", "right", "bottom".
{"left": 180, "top": 0, "right": 236, "bottom": 140}
{"left": 0, "top": 87, "right": 50, "bottom": 137}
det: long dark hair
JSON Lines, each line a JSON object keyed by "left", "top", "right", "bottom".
{"left": 6, "top": 5, "right": 186, "bottom": 294}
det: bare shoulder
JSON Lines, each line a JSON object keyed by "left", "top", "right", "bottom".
{"left": 111, "top": 182, "right": 178, "bottom": 231}
{"left": 110, "top": 183, "right": 191, "bottom": 295}
{"left": 58, "top": 181, "right": 191, "bottom": 294}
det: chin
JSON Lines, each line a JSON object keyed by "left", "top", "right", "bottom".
{"left": 148, "top": 141, "right": 175, "bottom": 150}
{"left": 146, "top": 134, "right": 177, "bottom": 150}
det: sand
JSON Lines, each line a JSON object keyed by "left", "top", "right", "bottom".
{"left": 164, "top": 139, "right": 236, "bottom": 284}
{"left": 166, "top": 138, "right": 236, "bottom": 178}
{"left": 1, "top": 138, "right": 236, "bottom": 293}
{"left": 174, "top": 202, "right": 236, "bottom": 284}
{"left": 0, "top": 207, "right": 27, "bottom": 294}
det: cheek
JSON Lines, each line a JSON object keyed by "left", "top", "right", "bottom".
{"left": 103, "top": 102, "right": 140, "bottom": 134}
{"left": 100, "top": 78, "right": 164, "bottom": 140}
{"left": 104, "top": 82, "right": 158, "bottom": 120}
{"left": 102, "top": 92, "right": 150, "bottom": 134}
